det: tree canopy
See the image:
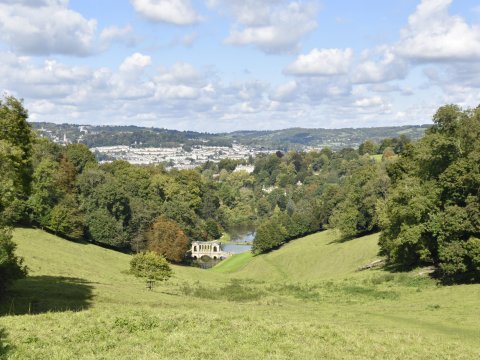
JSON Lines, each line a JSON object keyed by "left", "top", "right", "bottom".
{"left": 0, "top": 96, "right": 31, "bottom": 296}
{"left": 379, "top": 105, "right": 480, "bottom": 282}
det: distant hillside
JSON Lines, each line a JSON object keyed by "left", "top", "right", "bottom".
{"left": 225, "top": 126, "right": 429, "bottom": 150}
{"left": 31, "top": 122, "right": 430, "bottom": 150}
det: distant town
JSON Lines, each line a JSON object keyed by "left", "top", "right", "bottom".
{"left": 33, "top": 122, "right": 429, "bottom": 168}
{"left": 36, "top": 124, "right": 277, "bottom": 169}
{"left": 90, "top": 144, "right": 271, "bottom": 170}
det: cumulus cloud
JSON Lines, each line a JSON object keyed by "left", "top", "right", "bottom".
{"left": 119, "top": 53, "right": 152, "bottom": 73}
{"left": 155, "top": 62, "right": 200, "bottom": 84}
{"left": 285, "top": 48, "right": 353, "bottom": 76}
{"left": 270, "top": 80, "right": 298, "bottom": 102}
{"left": 0, "top": 0, "right": 97, "bottom": 56}
{"left": 352, "top": 48, "right": 409, "bottom": 83}
{"left": 0, "top": 50, "right": 427, "bottom": 131}
{"left": 130, "top": 0, "right": 202, "bottom": 26}
{"left": 396, "top": 0, "right": 480, "bottom": 61}
{"left": 210, "top": 0, "right": 318, "bottom": 54}
{"left": 354, "top": 96, "right": 385, "bottom": 108}
{"left": 100, "top": 25, "right": 138, "bottom": 48}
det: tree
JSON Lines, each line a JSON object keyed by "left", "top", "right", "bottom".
{"left": 48, "top": 195, "right": 85, "bottom": 240}
{"left": 28, "top": 159, "right": 61, "bottom": 228}
{"left": 161, "top": 200, "right": 207, "bottom": 241}
{"left": 205, "top": 219, "right": 222, "bottom": 240}
{"left": 0, "top": 96, "right": 33, "bottom": 196}
{"left": 130, "top": 251, "right": 172, "bottom": 281}
{"left": 146, "top": 217, "right": 190, "bottom": 263}
{"left": 0, "top": 96, "right": 32, "bottom": 297}
{"left": 0, "top": 228, "right": 27, "bottom": 298}
{"left": 379, "top": 104, "right": 480, "bottom": 282}
{"left": 329, "top": 162, "right": 386, "bottom": 239}
{"left": 65, "top": 144, "right": 96, "bottom": 174}
{"left": 359, "top": 140, "right": 377, "bottom": 155}
{"left": 87, "top": 209, "right": 128, "bottom": 248}
{"left": 252, "top": 218, "right": 288, "bottom": 254}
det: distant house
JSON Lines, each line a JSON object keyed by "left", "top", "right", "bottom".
{"left": 234, "top": 165, "right": 255, "bottom": 173}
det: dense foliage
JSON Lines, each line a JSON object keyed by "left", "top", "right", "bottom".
{"left": 379, "top": 105, "right": 480, "bottom": 282}
{"left": 129, "top": 251, "right": 172, "bottom": 281}
{"left": 250, "top": 149, "right": 391, "bottom": 253}
{"left": 0, "top": 96, "right": 31, "bottom": 296}
{"left": 145, "top": 217, "right": 189, "bottom": 263}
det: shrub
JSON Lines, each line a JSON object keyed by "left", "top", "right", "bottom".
{"left": 129, "top": 252, "right": 172, "bottom": 281}
{"left": 0, "top": 228, "right": 27, "bottom": 298}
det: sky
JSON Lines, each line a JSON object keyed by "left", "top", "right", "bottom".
{"left": 1, "top": 0, "right": 480, "bottom": 132}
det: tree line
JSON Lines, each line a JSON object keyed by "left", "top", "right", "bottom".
{"left": 1, "top": 95, "right": 479, "bottom": 295}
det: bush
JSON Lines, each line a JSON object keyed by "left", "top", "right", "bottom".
{"left": 130, "top": 251, "right": 172, "bottom": 281}
{"left": 0, "top": 228, "right": 27, "bottom": 298}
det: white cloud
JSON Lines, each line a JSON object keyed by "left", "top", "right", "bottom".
{"left": 0, "top": 0, "right": 97, "bottom": 56}
{"left": 396, "top": 0, "right": 480, "bottom": 61}
{"left": 270, "top": 80, "right": 298, "bottom": 102}
{"left": 211, "top": 0, "right": 318, "bottom": 54}
{"left": 354, "top": 96, "right": 385, "bottom": 108}
{"left": 353, "top": 48, "right": 408, "bottom": 83}
{"left": 158, "top": 62, "right": 198, "bottom": 81}
{"left": 285, "top": 48, "right": 353, "bottom": 76}
{"left": 119, "top": 53, "right": 152, "bottom": 73}
{"left": 100, "top": 25, "right": 138, "bottom": 47}
{"left": 130, "top": 0, "right": 202, "bottom": 26}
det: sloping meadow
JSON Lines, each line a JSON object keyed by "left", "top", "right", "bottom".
{"left": 0, "top": 228, "right": 479, "bottom": 359}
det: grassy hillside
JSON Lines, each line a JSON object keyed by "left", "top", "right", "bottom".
{"left": 225, "top": 231, "right": 380, "bottom": 281}
{"left": 1, "top": 228, "right": 479, "bottom": 359}
{"left": 211, "top": 251, "right": 254, "bottom": 273}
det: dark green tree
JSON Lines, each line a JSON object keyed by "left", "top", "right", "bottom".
{"left": 379, "top": 104, "right": 480, "bottom": 282}
{"left": 0, "top": 96, "right": 32, "bottom": 296}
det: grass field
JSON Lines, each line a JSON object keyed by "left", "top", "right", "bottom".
{"left": 1, "top": 228, "right": 479, "bottom": 359}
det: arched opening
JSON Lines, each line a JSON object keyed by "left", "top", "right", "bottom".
{"left": 213, "top": 256, "right": 217, "bottom": 260}
{"left": 213, "top": 246, "right": 218, "bottom": 252}
{"left": 193, "top": 256, "right": 197, "bottom": 259}
{"left": 193, "top": 246, "right": 197, "bottom": 252}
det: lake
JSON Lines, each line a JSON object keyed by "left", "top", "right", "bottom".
{"left": 222, "top": 243, "right": 252, "bottom": 253}
{"left": 229, "top": 224, "right": 255, "bottom": 242}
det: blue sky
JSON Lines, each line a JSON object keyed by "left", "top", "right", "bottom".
{"left": 1, "top": 0, "right": 480, "bottom": 132}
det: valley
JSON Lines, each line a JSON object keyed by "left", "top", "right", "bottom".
{"left": 1, "top": 228, "right": 479, "bottom": 359}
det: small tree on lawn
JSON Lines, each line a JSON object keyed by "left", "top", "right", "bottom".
{"left": 130, "top": 251, "right": 172, "bottom": 282}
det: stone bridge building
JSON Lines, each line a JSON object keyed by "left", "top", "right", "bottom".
{"left": 190, "top": 241, "right": 232, "bottom": 260}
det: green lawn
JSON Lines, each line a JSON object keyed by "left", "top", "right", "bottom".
{"left": 1, "top": 228, "right": 479, "bottom": 359}
{"left": 211, "top": 251, "right": 254, "bottom": 273}
{"left": 231, "top": 231, "right": 381, "bottom": 281}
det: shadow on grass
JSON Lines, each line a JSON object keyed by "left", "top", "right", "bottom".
{"left": 0, "top": 328, "right": 12, "bottom": 359}
{"left": 0, "top": 276, "right": 94, "bottom": 316}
